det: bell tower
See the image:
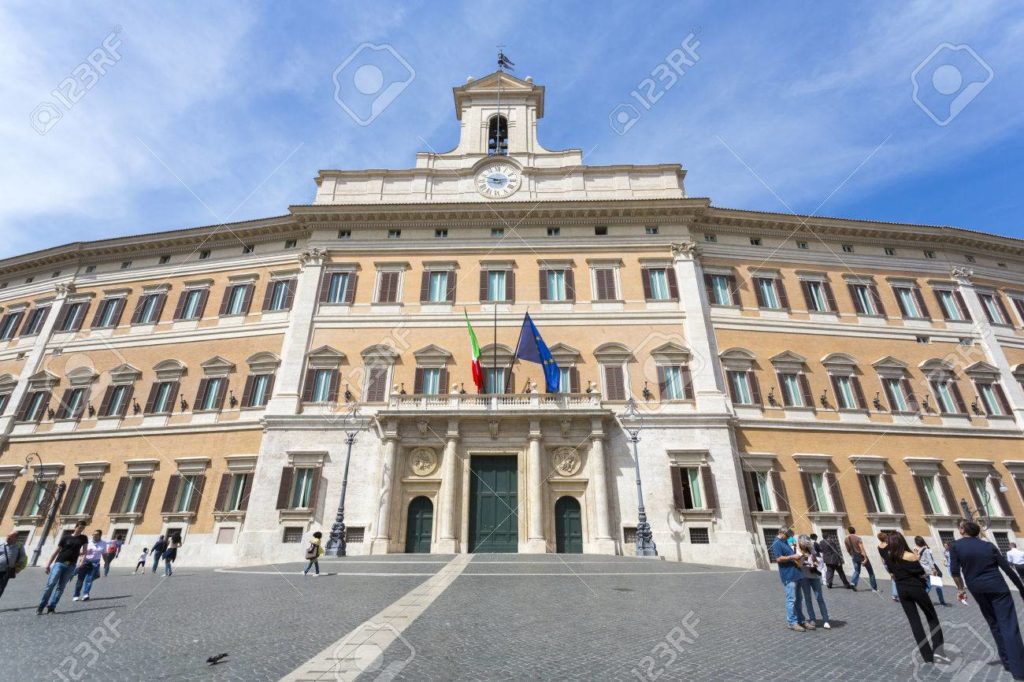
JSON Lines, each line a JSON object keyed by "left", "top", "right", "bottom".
{"left": 448, "top": 71, "right": 549, "bottom": 157}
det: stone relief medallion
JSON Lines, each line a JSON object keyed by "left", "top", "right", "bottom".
{"left": 409, "top": 447, "right": 439, "bottom": 477}
{"left": 552, "top": 447, "right": 582, "bottom": 477}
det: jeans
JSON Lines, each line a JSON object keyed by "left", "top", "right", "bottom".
{"left": 102, "top": 553, "right": 114, "bottom": 576}
{"left": 850, "top": 556, "right": 878, "bottom": 590}
{"left": 151, "top": 551, "right": 163, "bottom": 573}
{"left": 925, "top": 579, "right": 948, "bottom": 605}
{"left": 304, "top": 559, "right": 320, "bottom": 575}
{"left": 164, "top": 557, "right": 174, "bottom": 576}
{"left": 799, "top": 577, "right": 830, "bottom": 623}
{"left": 783, "top": 580, "right": 806, "bottom": 626}
{"left": 73, "top": 562, "right": 100, "bottom": 597}
{"left": 39, "top": 561, "right": 76, "bottom": 609}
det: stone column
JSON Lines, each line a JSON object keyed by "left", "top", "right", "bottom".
{"left": 265, "top": 248, "right": 325, "bottom": 415}
{"left": 435, "top": 421, "right": 460, "bottom": 554}
{"left": 671, "top": 242, "right": 731, "bottom": 413}
{"left": 369, "top": 436, "right": 398, "bottom": 554}
{"left": 953, "top": 268, "right": 1024, "bottom": 430}
{"left": 524, "top": 425, "right": 546, "bottom": 553}
{"left": 589, "top": 419, "right": 616, "bottom": 553}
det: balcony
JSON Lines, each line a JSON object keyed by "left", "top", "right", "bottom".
{"left": 384, "top": 392, "right": 604, "bottom": 413}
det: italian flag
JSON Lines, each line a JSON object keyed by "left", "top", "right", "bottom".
{"left": 464, "top": 310, "right": 483, "bottom": 392}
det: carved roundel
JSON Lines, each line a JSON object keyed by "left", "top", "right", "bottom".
{"left": 552, "top": 447, "right": 582, "bottom": 477}
{"left": 409, "top": 447, "right": 439, "bottom": 477}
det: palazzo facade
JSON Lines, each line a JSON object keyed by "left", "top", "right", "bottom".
{"left": 0, "top": 72, "right": 1022, "bottom": 569}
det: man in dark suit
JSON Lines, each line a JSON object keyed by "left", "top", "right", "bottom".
{"left": 950, "top": 520, "right": 1024, "bottom": 679}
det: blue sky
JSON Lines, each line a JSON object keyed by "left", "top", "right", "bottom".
{"left": 2, "top": 1, "right": 1022, "bottom": 259}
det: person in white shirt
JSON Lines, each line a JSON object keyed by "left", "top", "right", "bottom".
{"left": 1006, "top": 543, "right": 1024, "bottom": 581}
{"left": 72, "top": 530, "right": 108, "bottom": 602}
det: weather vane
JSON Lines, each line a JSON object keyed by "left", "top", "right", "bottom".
{"left": 497, "top": 48, "right": 514, "bottom": 72}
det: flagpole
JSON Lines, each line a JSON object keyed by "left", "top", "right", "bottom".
{"left": 504, "top": 309, "right": 526, "bottom": 394}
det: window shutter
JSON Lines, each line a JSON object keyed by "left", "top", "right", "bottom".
{"left": 116, "top": 385, "right": 134, "bottom": 417}
{"left": 135, "top": 477, "right": 154, "bottom": 515}
{"left": 194, "top": 379, "right": 210, "bottom": 409}
{"left": 309, "top": 471, "right": 323, "bottom": 509}
{"left": 505, "top": 370, "right": 515, "bottom": 394}
{"left": 569, "top": 367, "right": 580, "bottom": 393}
{"left": 110, "top": 477, "right": 129, "bottom": 514}
{"left": 90, "top": 300, "right": 106, "bottom": 328}
{"left": 656, "top": 366, "right": 666, "bottom": 400}
{"left": 775, "top": 372, "right": 788, "bottom": 406}
{"left": 538, "top": 270, "right": 549, "bottom": 301}
{"left": 995, "top": 296, "right": 1012, "bottom": 325}
{"left": 214, "top": 473, "right": 232, "bottom": 512}
{"left": 261, "top": 282, "right": 275, "bottom": 311}
{"left": 725, "top": 371, "right": 737, "bottom": 403}
{"left": 913, "top": 288, "right": 930, "bottom": 319}
{"left": 681, "top": 366, "right": 694, "bottom": 400}
{"left": 826, "top": 472, "right": 845, "bottom": 513}
{"left": 240, "top": 376, "right": 255, "bottom": 408}
{"left": 366, "top": 367, "right": 387, "bottom": 402}
{"left": 52, "top": 305, "right": 70, "bottom": 332}
{"left": 703, "top": 274, "right": 714, "bottom": 303}
{"left": 913, "top": 476, "right": 934, "bottom": 515}
{"left": 419, "top": 271, "right": 430, "bottom": 302}
{"left": 161, "top": 475, "right": 181, "bottom": 513}
{"left": 413, "top": 368, "right": 424, "bottom": 394}
{"left": 83, "top": 480, "right": 103, "bottom": 515}
{"left": 670, "top": 468, "right": 685, "bottom": 510}
{"left": 479, "top": 271, "right": 488, "bottom": 301}
{"left": 301, "top": 369, "right": 316, "bottom": 403}
{"left": 239, "top": 474, "right": 253, "bottom": 511}
{"left": 893, "top": 287, "right": 910, "bottom": 318}
{"left": 446, "top": 272, "right": 457, "bottom": 303}
{"left": 848, "top": 284, "right": 865, "bottom": 314}
{"left": 800, "top": 281, "right": 814, "bottom": 310}
{"left": 749, "top": 372, "right": 762, "bottom": 405}
{"left": 61, "top": 480, "right": 81, "bottom": 515}
{"left": 186, "top": 475, "right": 205, "bottom": 513}
{"left": 506, "top": 271, "right": 515, "bottom": 302}
{"left": 565, "top": 269, "right": 576, "bottom": 301}
{"left": 850, "top": 376, "right": 866, "bottom": 409}
{"left": 869, "top": 285, "right": 886, "bottom": 317}
{"left": 933, "top": 290, "right": 949, "bottom": 319}
{"left": 828, "top": 375, "right": 842, "bottom": 408}
{"left": 743, "top": 471, "right": 759, "bottom": 511}
{"left": 151, "top": 293, "right": 167, "bottom": 323}
{"left": 344, "top": 274, "right": 358, "bottom": 303}
{"left": 641, "top": 268, "right": 653, "bottom": 300}
{"left": 770, "top": 470, "right": 789, "bottom": 512}
{"left": 994, "top": 384, "right": 1011, "bottom": 415}
{"left": 439, "top": 368, "right": 449, "bottom": 394}
{"left": 603, "top": 365, "right": 624, "bottom": 400}
{"left": 327, "top": 369, "right": 340, "bottom": 402}
{"left": 822, "top": 281, "right": 837, "bottom": 312}
{"left": 55, "top": 389, "right": 73, "bottom": 419}
{"left": 13, "top": 481, "right": 35, "bottom": 516}
{"left": 194, "top": 289, "right": 209, "bottom": 318}
{"left": 901, "top": 378, "right": 919, "bottom": 411}
{"left": 215, "top": 379, "right": 228, "bottom": 409}
{"left": 700, "top": 466, "right": 718, "bottom": 510}
{"left": 276, "top": 467, "right": 294, "bottom": 509}
{"left": 219, "top": 287, "right": 234, "bottom": 315}
{"left": 282, "top": 280, "right": 295, "bottom": 309}
{"left": 950, "top": 382, "right": 968, "bottom": 414}
{"left": 666, "top": 268, "right": 679, "bottom": 300}
{"left": 172, "top": 291, "right": 187, "bottom": 320}
{"left": 725, "top": 276, "right": 738, "bottom": 305}
{"left": 264, "top": 374, "right": 275, "bottom": 402}
{"left": 775, "top": 279, "right": 790, "bottom": 309}
{"left": 0, "top": 481, "right": 14, "bottom": 518}
{"left": 800, "top": 473, "right": 818, "bottom": 512}
{"left": 798, "top": 374, "right": 813, "bottom": 408}
{"left": 318, "top": 272, "right": 332, "bottom": 302}
{"left": 858, "top": 475, "right": 877, "bottom": 513}
{"left": 883, "top": 474, "right": 905, "bottom": 514}
{"left": 143, "top": 383, "right": 159, "bottom": 414}
{"left": 753, "top": 278, "right": 766, "bottom": 307}
{"left": 73, "top": 388, "right": 90, "bottom": 419}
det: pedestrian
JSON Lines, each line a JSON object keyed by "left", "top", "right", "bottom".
{"left": 949, "top": 520, "right": 1024, "bottom": 678}
{"left": 797, "top": 536, "right": 831, "bottom": 629}
{"left": 1007, "top": 543, "right": 1024, "bottom": 582}
{"left": 73, "top": 529, "right": 107, "bottom": 602}
{"left": 38, "top": 521, "right": 88, "bottom": 615}
{"left": 889, "top": 532, "right": 947, "bottom": 665}
{"left": 877, "top": 531, "right": 899, "bottom": 602}
{"left": 304, "top": 531, "right": 324, "bottom": 576}
{"left": 150, "top": 535, "right": 167, "bottom": 574}
{"left": 914, "top": 536, "right": 948, "bottom": 607}
{"left": 0, "top": 532, "right": 28, "bottom": 600}
{"left": 820, "top": 534, "right": 853, "bottom": 589}
{"left": 771, "top": 528, "right": 808, "bottom": 632}
{"left": 134, "top": 547, "right": 149, "bottom": 574}
{"left": 162, "top": 535, "right": 181, "bottom": 577}
{"left": 101, "top": 537, "right": 120, "bottom": 577}
{"left": 845, "top": 526, "right": 878, "bottom": 591}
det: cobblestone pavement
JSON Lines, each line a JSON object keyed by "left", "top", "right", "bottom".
{"left": 1, "top": 554, "right": 1018, "bottom": 681}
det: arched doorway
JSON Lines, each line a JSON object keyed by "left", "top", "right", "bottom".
{"left": 405, "top": 496, "right": 433, "bottom": 554}
{"left": 554, "top": 496, "right": 583, "bottom": 554}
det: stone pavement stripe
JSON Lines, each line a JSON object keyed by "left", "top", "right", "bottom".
{"left": 459, "top": 570, "right": 750, "bottom": 576}
{"left": 216, "top": 569, "right": 438, "bottom": 577}
{"left": 280, "top": 553, "right": 473, "bottom": 682}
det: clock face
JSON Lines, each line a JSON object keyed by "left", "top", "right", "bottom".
{"left": 475, "top": 163, "right": 521, "bottom": 199}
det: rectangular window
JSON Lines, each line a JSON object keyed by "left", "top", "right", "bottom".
{"left": 180, "top": 289, "right": 206, "bottom": 320}
{"left": 645, "top": 226, "right": 659, "bottom": 235}
{"left": 754, "top": 278, "right": 782, "bottom": 309}
{"left": 544, "top": 270, "right": 567, "bottom": 301}
{"left": 364, "top": 366, "right": 389, "bottom": 402}
{"left": 246, "top": 374, "right": 273, "bottom": 408}
{"left": 199, "top": 378, "right": 224, "bottom": 411}
{"left": 376, "top": 271, "right": 401, "bottom": 303}
{"left": 557, "top": 367, "right": 573, "bottom": 394}
{"left": 602, "top": 365, "right": 626, "bottom": 401}
{"left": 72, "top": 480, "right": 95, "bottom": 515}
{"left": 419, "top": 368, "right": 442, "bottom": 395}
{"left": 311, "top": 369, "right": 335, "bottom": 403}
{"left": 660, "top": 366, "right": 685, "bottom": 400}
{"left": 706, "top": 274, "right": 734, "bottom": 306}
{"left": 160, "top": 255, "right": 171, "bottom": 264}
{"left": 484, "top": 270, "right": 507, "bottom": 302}
{"left": 24, "top": 306, "right": 52, "bottom": 335}
{"left": 779, "top": 373, "right": 804, "bottom": 407}
{"left": 491, "top": 228, "right": 504, "bottom": 238}
{"left": 976, "top": 382, "right": 1009, "bottom": 417}
{"left": 804, "top": 281, "right": 829, "bottom": 312}
{"left": 134, "top": 293, "right": 163, "bottom": 324}
{"left": 434, "top": 229, "right": 448, "bottom": 239}
{"left": 283, "top": 527, "right": 304, "bottom": 543}
{"left": 936, "top": 290, "right": 965, "bottom": 321}
{"left": 149, "top": 381, "right": 177, "bottom": 414}
{"left": 592, "top": 268, "right": 617, "bottom": 301}
{"left": 883, "top": 378, "right": 910, "bottom": 412}
{"left": 849, "top": 284, "right": 878, "bottom": 316}
{"left": 727, "top": 371, "right": 754, "bottom": 405}
{"left": 176, "top": 475, "right": 199, "bottom": 513}
{"left": 338, "top": 230, "right": 351, "bottom": 240}
{"left": 228, "top": 474, "right": 249, "bottom": 512}
{"left": 643, "top": 268, "right": 676, "bottom": 301}
{"left": 224, "top": 285, "right": 249, "bottom": 316}
{"left": 809, "top": 473, "right": 831, "bottom": 512}
{"left": 979, "top": 293, "right": 1007, "bottom": 324}
{"left": 832, "top": 375, "right": 859, "bottom": 410}
{"left": 864, "top": 475, "right": 889, "bottom": 513}
{"left": 324, "top": 272, "right": 352, "bottom": 304}
{"left": 22, "top": 391, "right": 49, "bottom": 421}
{"left": 483, "top": 368, "right": 506, "bottom": 394}
{"left": 677, "top": 467, "right": 704, "bottom": 509}
{"left": 387, "top": 229, "right": 401, "bottom": 239}
{"left": 747, "top": 471, "right": 774, "bottom": 512}
{"left": 265, "top": 280, "right": 293, "bottom": 311}
{"left": 922, "top": 476, "right": 945, "bottom": 515}
{"left": 894, "top": 286, "right": 925, "bottom": 319}
{"left": 969, "top": 477, "right": 994, "bottom": 516}
{"left": 0, "top": 311, "right": 23, "bottom": 340}
{"left": 290, "top": 469, "right": 316, "bottom": 508}
{"left": 28, "top": 484, "right": 49, "bottom": 516}
{"left": 56, "top": 388, "right": 87, "bottom": 419}
{"left": 124, "top": 477, "right": 145, "bottom": 513}
{"left": 93, "top": 298, "right": 124, "bottom": 328}
{"left": 426, "top": 271, "right": 449, "bottom": 303}
{"left": 930, "top": 379, "right": 965, "bottom": 414}
{"left": 547, "top": 227, "right": 560, "bottom": 237}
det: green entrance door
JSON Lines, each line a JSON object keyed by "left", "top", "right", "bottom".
{"left": 554, "top": 496, "right": 583, "bottom": 554}
{"left": 405, "top": 496, "right": 433, "bottom": 554}
{"left": 468, "top": 455, "right": 519, "bottom": 553}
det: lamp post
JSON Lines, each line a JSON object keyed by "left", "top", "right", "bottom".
{"left": 326, "top": 404, "right": 364, "bottom": 557}
{"left": 20, "top": 453, "right": 67, "bottom": 567}
{"left": 617, "top": 398, "right": 657, "bottom": 557}
{"left": 959, "top": 474, "right": 1008, "bottom": 530}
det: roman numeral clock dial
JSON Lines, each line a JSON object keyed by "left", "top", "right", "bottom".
{"left": 475, "top": 163, "right": 521, "bottom": 199}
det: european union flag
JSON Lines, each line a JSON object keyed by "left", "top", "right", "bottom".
{"left": 515, "top": 313, "right": 560, "bottom": 393}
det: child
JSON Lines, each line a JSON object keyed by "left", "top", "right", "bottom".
{"left": 304, "top": 532, "right": 324, "bottom": 576}
{"left": 134, "top": 548, "right": 149, "bottom": 574}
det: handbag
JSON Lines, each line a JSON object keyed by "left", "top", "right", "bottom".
{"left": 3, "top": 545, "right": 16, "bottom": 580}
{"left": 930, "top": 575, "right": 944, "bottom": 587}
{"left": 305, "top": 542, "right": 318, "bottom": 560}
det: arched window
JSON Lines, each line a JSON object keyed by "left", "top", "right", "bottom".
{"left": 487, "top": 115, "right": 508, "bottom": 156}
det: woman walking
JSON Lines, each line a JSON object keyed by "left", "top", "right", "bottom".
{"left": 304, "top": 531, "right": 324, "bottom": 576}
{"left": 915, "top": 536, "right": 949, "bottom": 606}
{"left": 162, "top": 535, "right": 181, "bottom": 577}
{"left": 797, "top": 536, "right": 831, "bottom": 629}
{"left": 890, "top": 532, "right": 947, "bottom": 665}
{"left": 877, "top": 531, "right": 899, "bottom": 601}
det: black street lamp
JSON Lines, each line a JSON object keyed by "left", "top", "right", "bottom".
{"left": 20, "top": 453, "right": 67, "bottom": 567}
{"left": 617, "top": 398, "right": 657, "bottom": 557}
{"left": 325, "top": 404, "right": 365, "bottom": 557}
{"left": 959, "top": 474, "right": 1009, "bottom": 529}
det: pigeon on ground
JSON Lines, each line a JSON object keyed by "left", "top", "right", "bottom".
{"left": 206, "top": 653, "right": 229, "bottom": 665}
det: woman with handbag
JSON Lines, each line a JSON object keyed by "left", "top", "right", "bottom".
{"left": 304, "top": 531, "right": 324, "bottom": 577}
{"left": 914, "top": 536, "right": 949, "bottom": 606}
{"left": 890, "top": 532, "right": 947, "bottom": 665}
{"left": 796, "top": 536, "right": 831, "bottom": 630}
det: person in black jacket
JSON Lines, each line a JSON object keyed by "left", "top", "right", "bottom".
{"left": 819, "top": 535, "right": 853, "bottom": 589}
{"left": 890, "top": 532, "right": 947, "bottom": 665}
{"left": 950, "top": 520, "right": 1024, "bottom": 679}
{"left": 150, "top": 535, "right": 168, "bottom": 574}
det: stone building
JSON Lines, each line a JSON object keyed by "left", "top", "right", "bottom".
{"left": 0, "top": 72, "right": 1022, "bottom": 568}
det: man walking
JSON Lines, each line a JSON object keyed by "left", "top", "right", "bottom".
{"left": 820, "top": 534, "right": 853, "bottom": 589}
{"left": 38, "top": 521, "right": 88, "bottom": 614}
{"left": 72, "top": 529, "right": 107, "bottom": 602}
{"left": 151, "top": 535, "right": 167, "bottom": 574}
{"left": 845, "top": 526, "right": 877, "bottom": 591}
{"left": 950, "top": 520, "right": 1024, "bottom": 679}
{"left": 771, "top": 528, "right": 809, "bottom": 631}
{"left": 0, "top": 532, "right": 28, "bottom": 600}
{"left": 1007, "top": 543, "right": 1024, "bottom": 582}
{"left": 101, "top": 537, "right": 120, "bottom": 577}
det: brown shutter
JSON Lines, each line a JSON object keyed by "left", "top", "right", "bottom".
{"left": 194, "top": 289, "right": 209, "bottom": 318}
{"left": 344, "top": 273, "right": 358, "bottom": 303}
{"left": 215, "top": 379, "right": 228, "bottom": 409}
{"left": 603, "top": 365, "right": 624, "bottom": 400}
{"left": 214, "top": 473, "right": 232, "bottom": 512}
{"left": 995, "top": 295, "right": 1012, "bottom": 325}
{"left": 950, "top": 382, "right": 968, "bottom": 414}
{"left": 914, "top": 288, "right": 931, "bottom": 319}
{"left": 110, "top": 477, "right": 129, "bottom": 514}
{"left": 83, "top": 480, "right": 103, "bottom": 515}
{"left": 826, "top": 472, "right": 846, "bottom": 513}
{"left": 90, "top": 300, "right": 106, "bottom": 328}
{"left": 282, "top": 280, "right": 295, "bottom": 309}
{"left": 98, "top": 386, "right": 114, "bottom": 417}
{"left": 725, "top": 371, "right": 737, "bottom": 403}
{"left": 671, "top": 468, "right": 685, "bottom": 510}
{"left": 479, "top": 271, "right": 488, "bottom": 301}
{"left": 798, "top": 374, "right": 813, "bottom": 408}
{"left": 681, "top": 366, "right": 694, "bottom": 400}
{"left": 858, "top": 475, "right": 878, "bottom": 513}
{"left": 902, "top": 378, "right": 919, "bottom": 411}
{"left": 505, "top": 371, "right": 515, "bottom": 394}
{"left": 776, "top": 279, "right": 790, "bottom": 309}
{"left": 569, "top": 367, "right": 580, "bottom": 393}
{"left": 829, "top": 375, "right": 842, "bottom": 409}
{"left": 800, "top": 281, "right": 814, "bottom": 310}
{"left": 301, "top": 369, "right": 316, "bottom": 403}
{"left": 276, "top": 467, "right": 294, "bottom": 509}
{"left": 163, "top": 381, "right": 179, "bottom": 413}
{"left": 656, "top": 366, "right": 666, "bottom": 400}
{"left": 994, "top": 384, "right": 1012, "bottom": 415}
{"left": 869, "top": 285, "right": 886, "bottom": 317}
{"left": 366, "top": 367, "right": 387, "bottom": 402}
{"left": 848, "top": 284, "right": 865, "bottom": 314}
{"left": 264, "top": 374, "right": 275, "bottom": 402}
{"left": 700, "top": 466, "right": 718, "bottom": 510}
{"left": 194, "top": 379, "right": 210, "bottom": 409}
{"left": 506, "top": 270, "right": 515, "bottom": 302}
{"left": 419, "top": 271, "right": 430, "bottom": 302}
{"left": 822, "top": 281, "right": 837, "bottom": 312}
{"left": 219, "top": 287, "right": 233, "bottom": 315}
{"left": 318, "top": 272, "right": 332, "bottom": 302}
{"left": 954, "top": 291, "right": 971, "bottom": 321}
{"left": 0, "top": 481, "right": 15, "bottom": 518}
{"left": 413, "top": 368, "right": 424, "bottom": 394}
{"left": 240, "top": 376, "right": 255, "bottom": 408}
{"left": 446, "top": 271, "right": 457, "bottom": 303}
{"left": 143, "top": 383, "right": 159, "bottom": 414}
{"left": 538, "top": 270, "right": 549, "bottom": 300}
{"left": 913, "top": 476, "right": 934, "bottom": 515}
{"left": 703, "top": 274, "right": 715, "bottom": 303}
{"left": 73, "top": 388, "right": 90, "bottom": 419}
{"left": 261, "top": 282, "right": 275, "bottom": 311}
{"left": 938, "top": 475, "right": 958, "bottom": 513}
{"left": 61, "top": 480, "right": 81, "bottom": 515}
{"left": 186, "top": 475, "right": 205, "bottom": 513}
{"left": 749, "top": 372, "right": 762, "bottom": 405}
{"left": 136, "top": 478, "right": 154, "bottom": 515}
{"left": 309, "top": 471, "right": 323, "bottom": 509}
{"left": 800, "top": 473, "right": 818, "bottom": 512}
{"left": 172, "top": 291, "right": 187, "bottom": 320}
{"left": 151, "top": 293, "right": 167, "bottom": 323}
{"left": 851, "top": 376, "right": 866, "bottom": 409}
{"left": 753, "top": 278, "right": 766, "bottom": 307}
{"left": 239, "top": 474, "right": 253, "bottom": 511}
{"left": 666, "top": 268, "right": 679, "bottom": 300}
{"left": 565, "top": 269, "right": 576, "bottom": 301}
{"left": 55, "top": 389, "right": 73, "bottom": 419}
{"left": 52, "top": 305, "right": 70, "bottom": 332}
{"left": 641, "top": 268, "right": 653, "bottom": 300}
{"left": 327, "top": 370, "right": 340, "bottom": 402}
{"left": 770, "top": 470, "right": 790, "bottom": 512}
{"left": 439, "top": 368, "right": 449, "bottom": 394}
{"left": 883, "top": 474, "right": 905, "bottom": 514}
{"left": 725, "top": 276, "right": 738, "bottom": 305}
{"left": 13, "top": 481, "right": 35, "bottom": 516}
{"left": 743, "top": 470, "right": 759, "bottom": 511}
{"left": 161, "top": 475, "right": 181, "bottom": 513}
